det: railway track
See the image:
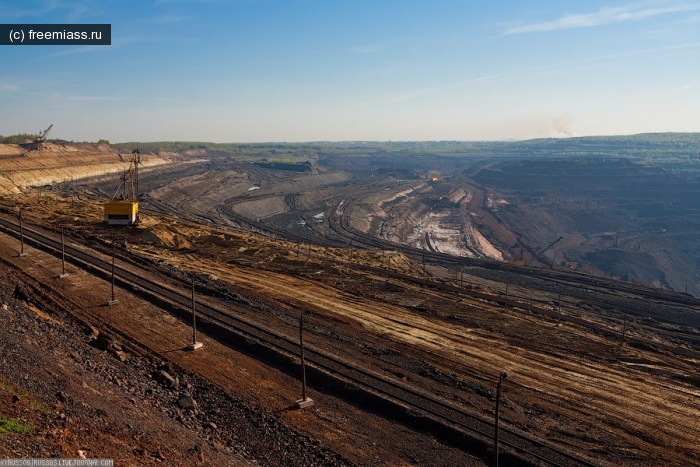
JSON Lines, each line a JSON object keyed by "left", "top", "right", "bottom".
{"left": 325, "top": 195, "right": 700, "bottom": 362}
{"left": 327, "top": 193, "right": 700, "bottom": 308}
{"left": 0, "top": 215, "right": 599, "bottom": 467}
{"left": 88, "top": 165, "right": 700, "bottom": 310}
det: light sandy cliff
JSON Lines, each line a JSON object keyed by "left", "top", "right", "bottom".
{"left": 0, "top": 142, "right": 171, "bottom": 196}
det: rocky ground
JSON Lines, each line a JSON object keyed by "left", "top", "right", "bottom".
{"left": 0, "top": 261, "right": 361, "bottom": 466}
{"left": 2, "top": 143, "right": 699, "bottom": 467}
{"left": 0, "top": 226, "right": 483, "bottom": 467}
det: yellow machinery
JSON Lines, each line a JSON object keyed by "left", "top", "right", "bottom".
{"left": 104, "top": 150, "right": 140, "bottom": 225}
{"left": 104, "top": 200, "right": 138, "bottom": 225}
{"left": 33, "top": 124, "right": 53, "bottom": 150}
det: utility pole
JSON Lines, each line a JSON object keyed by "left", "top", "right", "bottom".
{"left": 58, "top": 228, "right": 69, "bottom": 278}
{"left": 385, "top": 252, "right": 390, "bottom": 282}
{"left": 188, "top": 275, "right": 203, "bottom": 350}
{"left": 494, "top": 372, "right": 508, "bottom": 467}
{"left": 107, "top": 243, "right": 119, "bottom": 306}
{"left": 296, "top": 310, "right": 314, "bottom": 408}
{"left": 557, "top": 293, "right": 561, "bottom": 323}
{"left": 18, "top": 210, "right": 27, "bottom": 257}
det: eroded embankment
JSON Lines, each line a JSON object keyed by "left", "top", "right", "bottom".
{"left": 0, "top": 143, "right": 171, "bottom": 196}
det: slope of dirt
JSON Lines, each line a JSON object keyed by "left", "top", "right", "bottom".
{"left": 0, "top": 143, "right": 171, "bottom": 196}
{"left": 0, "top": 217, "right": 483, "bottom": 467}
{"left": 471, "top": 159, "right": 700, "bottom": 294}
{"left": 2, "top": 190, "right": 699, "bottom": 466}
{"left": 0, "top": 263, "right": 250, "bottom": 466}
{"left": 3, "top": 148, "right": 700, "bottom": 466}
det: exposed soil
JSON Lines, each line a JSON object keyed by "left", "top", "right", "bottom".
{"left": 471, "top": 159, "right": 700, "bottom": 294}
{"left": 1, "top": 143, "right": 700, "bottom": 467}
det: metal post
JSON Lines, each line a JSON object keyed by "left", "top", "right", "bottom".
{"left": 385, "top": 253, "right": 390, "bottom": 282}
{"left": 188, "top": 276, "right": 203, "bottom": 350}
{"left": 300, "top": 311, "right": 306, "bottom": 400}
{"left": 107, "top": 244, "right": 119, "bottom": 305}
{"left": 422, "top": 252, "right": 426, "bottom": 288}
{"left": 59, "top": 228, "right": 69, "bottom": 278}
{"left": 350, "top": 240, "right": 353, "bottom": 261}
{"left": 460, "top": 270, "right": 464, "bottom": 299}
{"left": 504, "top": 283, "right": 509, "bottom": 301}
{"left": 557, "top": 293, "right": 561, "bottom": 323}
{"left": 296, "top": 310, "right": 314, "bottom": 408}
{"left": 18, "top": 213, "right": 27, "bottom": 257}
{"left": 494, "top": 372, "right": 507, "bottom": 467}
{"left": 192, "top": 276, "right": 196, "bottom": 342}
{"left": 111, "top": 246, "right": 116, "bottom": 301}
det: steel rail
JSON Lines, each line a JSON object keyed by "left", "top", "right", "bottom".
{"left": 0, "top": 216, "right": 597, "bottom": 467}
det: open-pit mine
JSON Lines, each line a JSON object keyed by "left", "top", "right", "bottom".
{"left": 1, "top": 138, "right": 699, "bottom": 467}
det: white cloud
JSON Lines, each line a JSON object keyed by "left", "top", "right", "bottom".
{"left": 0, "top": 84, "right": 20, "bottom": 92}
{"left": 504, "top": 2, "right": 700, "bottom": 35}
{"left": 360, "top": 40, "right": 700, "bottom": 107}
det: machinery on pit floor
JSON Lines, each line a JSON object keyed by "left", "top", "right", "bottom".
{"left": 104, "top": 149, "right": 140, "bottom": 225}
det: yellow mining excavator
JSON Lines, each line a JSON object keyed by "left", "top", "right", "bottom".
{"left": 104, "top": 149, "right": 140, "bottom": 225}
{"left": 32, "top": 124, "right": 53, "bottom": 150}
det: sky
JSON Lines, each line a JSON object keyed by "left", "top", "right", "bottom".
{"left": 1, "top": 0, "right": 699, "bottom": 143}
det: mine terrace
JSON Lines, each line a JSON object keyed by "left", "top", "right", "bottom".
{"left": 0, "top": 135, "right": 699, "bottom": 466}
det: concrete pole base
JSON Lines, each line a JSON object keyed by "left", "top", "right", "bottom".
{"left": 295, "top": 398, "right": 314, "bottom": 409}
{"left": 58, "top": 273, "right": 70, "bottom": 279}
{"left": 107, "top": 300, "right": 120, "bottom": 306}
{"left": 187, "top": 342, "right": 203, "bottom": 351}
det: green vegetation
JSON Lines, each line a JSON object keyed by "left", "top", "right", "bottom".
{"left": 0, "top": 133, "right": 36, "bottom": 144}
{"left": 112, "top": 141, "right": 324, "bottom": 164}
{"left": 0, "top": 131, "right": 690, "bottom": 173}
{"left": 0, "top": 132, "right": 114, "bottom": 145}
{"left": 0, "top": 416, "right": 32, "bottom": 434}
{"left": 113, "top": 133, "right": 700, "bottom": 176}
{"left": 0, "top": 382, "right": 50, "bottom": 414}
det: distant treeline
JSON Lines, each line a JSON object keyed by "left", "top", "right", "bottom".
{"left": 113, "top": 133, "right": 700, "bottom": 155}
{"left": 112, "top": 140, "right": 528, "bottom": 158}
{"left": 0, "top": 133, "right": 111, "bottom": 145}
{"left": 108, "top": 133, "right": 700, "bottom": 177}
{"left": 0, "top": 133, "right": 36, "bottom": 144}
